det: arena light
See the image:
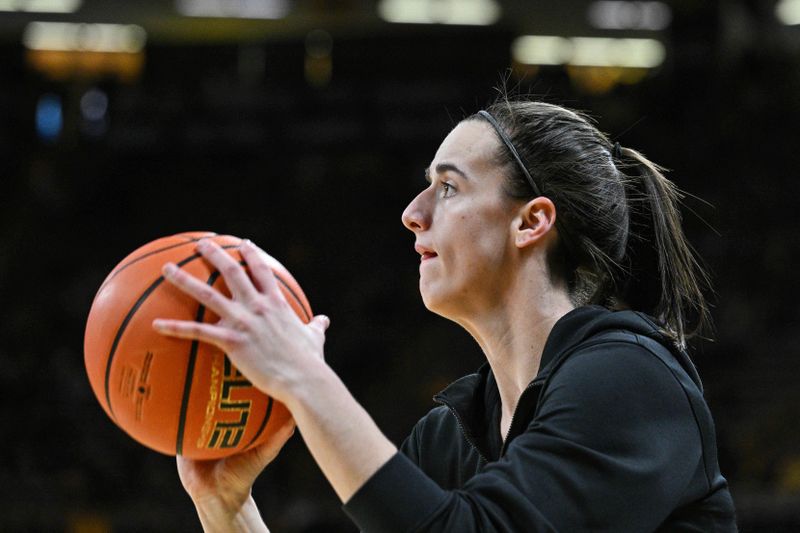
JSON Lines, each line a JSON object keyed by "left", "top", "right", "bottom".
{"left": 36, "top": 93, "right": 62, "bottom": 143}
{"left": 0, "top": 0, "right": 81, "bottom": 12}
{"left": 176, "top": 0, "right": 290, "bottom": 19}
{"left": 23, "top": 22, "right": 147, "bottom": 52}
{"left": 513, "top": 35, "right": 665, "bottom": 68}
{"left": 776, "top": 0, "right": 800, "bottom": 25}
{"left": 511, "top": 36, "right": 572, "bottom": 65}
{"left": 378, "top": 0, "right": 501, "bottom": 26}
{"left": 571, "top": 37, "right": 664, "bottom": 67}
{"left": 587, "top": 1, "right": 671, "bottom": 30}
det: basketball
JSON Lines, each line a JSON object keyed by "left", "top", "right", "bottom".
{"left": 84, "top": 231, "right": 311, "bottom": 459}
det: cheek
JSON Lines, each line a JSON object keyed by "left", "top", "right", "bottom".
{"left": 446, "top": 215, "right": 510, "bottom": 274}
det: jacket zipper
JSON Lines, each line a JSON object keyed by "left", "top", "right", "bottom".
{"left": 500, "top": 380, "right": 540, "bottom": 457}
{"left": 435, "top": 397, "right": 490, "bottom": 464}
{"left": 498, "top": 334, "right": 631, "bottom": 456}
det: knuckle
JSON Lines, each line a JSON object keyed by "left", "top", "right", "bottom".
{"left": 221, "top": 263, "right": 241, "bottom": 278}
{"left": 230, "top": 313, "right": 252, "bottom": 332}
{"left": 171, "top": 270, "right": 190, "bottom": 286}
{"left": 251, "top": 299, "right": 271, "bottom": 315}
{"left": 253, "top": 262, "right": 271, "bottom": 273}
{"left": 227, "top": 331, "right": 246, "bottom": 345}
{"left": 266, "top": 288, "right": 284, "bottom": 302}
{"left": 198, "top": 286, "right": 216, "bottom": 303}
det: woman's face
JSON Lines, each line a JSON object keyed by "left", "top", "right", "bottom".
{"left": 402, "top": 119, "right": 521, "bottom": 319}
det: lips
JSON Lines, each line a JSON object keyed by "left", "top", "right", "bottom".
{"left": 415, "top": 244, "right": 438, "bottom": 261}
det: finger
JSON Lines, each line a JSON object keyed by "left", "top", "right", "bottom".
{"left": 239, "top": 240, "right": 283, "bottom": 300}
{"left": 248, "top": 421, "right": 296, "bottom": 469}
{"left": 272, "top": 419, "right": 296, "bottom": 445}
{"left": 196, "top": 239, "right": 258, "bottom": 303}
{"left": 308, "top": 315, "right": 329, "bottom": 361}
{"left": 162, "top": 263, "right": 240, "bottom": 319}
{"left": 262, "top": 420, "right": 296, "bottom": 455}
{"left": 309, "top": 314, "right": 330, "bottom": 334}
{"left": 152, "top": 318, "right": 245, "bottom": 349}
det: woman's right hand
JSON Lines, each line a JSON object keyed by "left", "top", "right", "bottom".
{"left": 177, "top": 420, "right": 296, "bottom": 531}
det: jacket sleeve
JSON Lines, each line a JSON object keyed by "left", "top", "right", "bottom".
{"left": 398, "top": 417, "right": 421, "bottom": 465}
{"left": 343, "top": 342, "right": 705, "bottom": 532}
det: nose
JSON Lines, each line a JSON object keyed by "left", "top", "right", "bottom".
{"left": 401, "top": 189, "right": 431, "bottom": 233}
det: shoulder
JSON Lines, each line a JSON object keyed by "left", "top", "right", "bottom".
{"left": 538, "top": 336, "right": 702, "bottom": 439}
{"left": 549, "top": 333, "right": 688, "bottom": 398}
{"left": 405, "top": 405, "right": 454, "bottom": 444}
{"left": 400, "top": 404, "right": 484, "bottom": 489}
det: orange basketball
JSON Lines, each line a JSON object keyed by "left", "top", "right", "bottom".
{"left": 84, "top": 231, "right": 310, "bottom": 459}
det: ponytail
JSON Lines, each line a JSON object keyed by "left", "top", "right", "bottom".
{"left": 476, "top": 99, "right": 712, "bottom": 348}
{"left": 615, "top": 147, "right": 712, "bottom": 347}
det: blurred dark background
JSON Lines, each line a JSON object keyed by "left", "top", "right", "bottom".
{"left": 1, "top": 0, "right": 799, "bottom": 531}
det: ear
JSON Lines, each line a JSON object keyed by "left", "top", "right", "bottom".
{"left": 513, "top": 196, "right": 557, "bottom": 249}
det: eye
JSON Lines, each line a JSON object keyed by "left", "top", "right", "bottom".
{"left": 440, "top": 182, "right": 456, "bottom": 197}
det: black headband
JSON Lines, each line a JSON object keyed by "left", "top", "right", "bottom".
{"left": 477, "top": 109, "right": 581, "bottom": 262}
{"left": 477, "top": 110, "right": 543, "bottom": 198}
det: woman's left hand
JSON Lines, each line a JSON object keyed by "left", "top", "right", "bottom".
{"left": 152, "top": 238, "right": 330, "bottom": 404}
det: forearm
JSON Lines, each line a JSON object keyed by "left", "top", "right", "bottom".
{"left": 285, "top": 362, "right": 397, "bottom": 503}
{"left": 194, "top": 494, "right": 270, "bottom": 533}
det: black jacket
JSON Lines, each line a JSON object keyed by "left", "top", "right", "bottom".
{"left": 344, "top": 306, "right": 737, "bottom": 532}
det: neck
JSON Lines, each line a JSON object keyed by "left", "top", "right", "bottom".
{"left": 455, "top": 268, "right": 574, "bottom": 440}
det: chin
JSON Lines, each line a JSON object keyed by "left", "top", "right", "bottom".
{"left": 419, "top": 285, "right": 457, "bottom": 320}
{"left": 419, "top": 284, "right": 440, "bottom": 312}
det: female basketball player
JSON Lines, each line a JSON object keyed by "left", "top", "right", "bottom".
{"left": 154, "top": 100, "right": 737, "bottom": 531}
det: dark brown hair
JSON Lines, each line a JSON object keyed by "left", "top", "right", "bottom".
{"left": 471, "top": 99, "right": 711, "bottom": 347}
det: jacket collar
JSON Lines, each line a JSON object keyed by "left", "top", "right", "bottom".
{"left": 435, "top": 306, "right": 612, "bottom": 403}
{"left": 432, "top": 306, "right": 670, "bottom": 458}
{"left": 432, "top": 364, "right": 496, "bottom": 459}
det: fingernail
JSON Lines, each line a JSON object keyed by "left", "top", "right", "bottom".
{"left": 152, "top": 319, "right": 165, "bottom": 329}
{"left": 163, "top": 263, "right": 177, "bottom": 276}
{"left": 196, "top": 240, "right": 210, "bottom": 252}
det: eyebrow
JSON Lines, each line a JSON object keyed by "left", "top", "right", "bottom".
{"left": 423, "top": 162, "right": 470, "bottom": 183}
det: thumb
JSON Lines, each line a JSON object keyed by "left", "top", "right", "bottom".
{"left": 309, "top": 314, "right": 330, "bottom": 333}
